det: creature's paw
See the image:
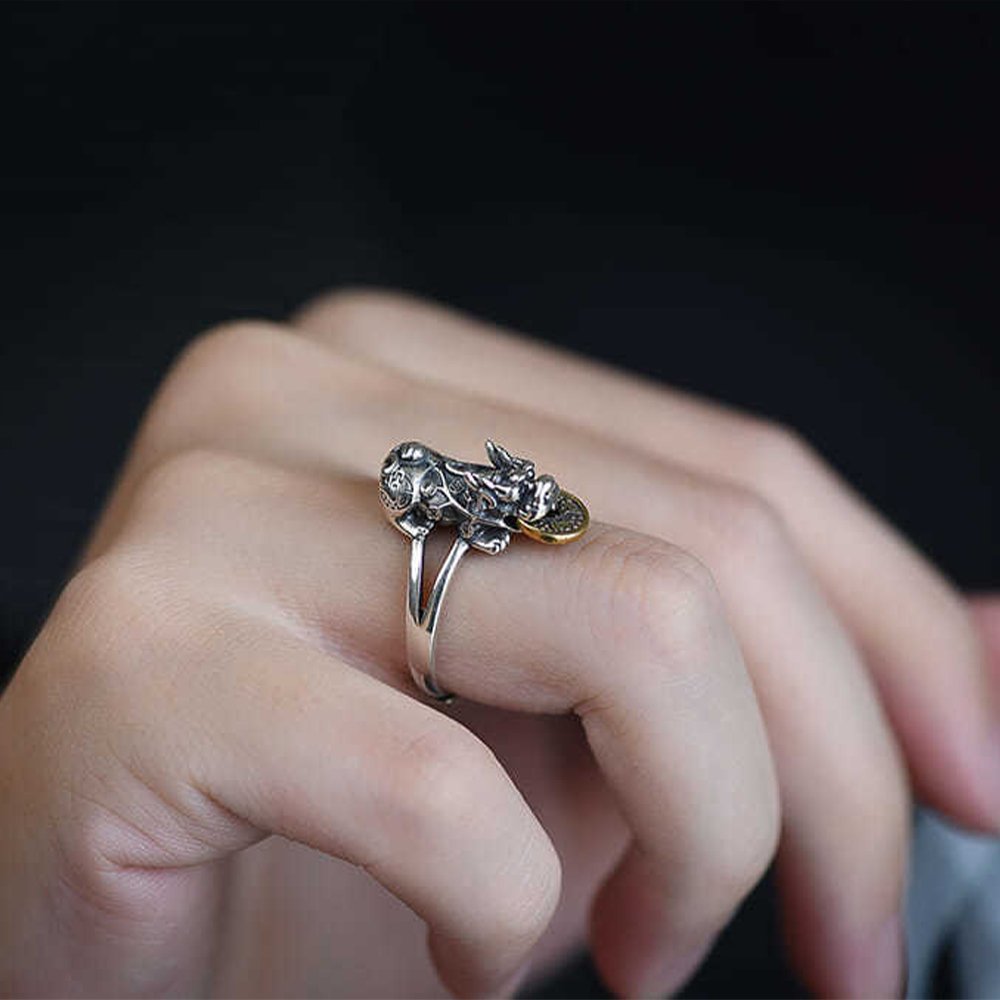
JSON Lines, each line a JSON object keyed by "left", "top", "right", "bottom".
{"left": 460, "top": 520, "right": 511, "bottom": 554}
{"left": 396, "top": 507, "right": 436, "bottom": 539}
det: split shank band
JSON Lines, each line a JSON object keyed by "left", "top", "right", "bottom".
{"left": 379, "top": 440, "right": 590, "bottom": 702}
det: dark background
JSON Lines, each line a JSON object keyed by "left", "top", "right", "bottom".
{"left": 0, "top": 3, "right": 996, "bottom": 996}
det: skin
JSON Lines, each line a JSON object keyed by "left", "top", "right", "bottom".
{"left": 0, "top": 289, "right": 997, "bottom": 999}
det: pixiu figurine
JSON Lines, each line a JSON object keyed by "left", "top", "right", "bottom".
{"left": 379, "top": 439, "right": 588, "bottom": 553}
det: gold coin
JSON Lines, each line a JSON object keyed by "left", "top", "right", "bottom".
{"left": 517, "top": 490, "right": 590, "bottom": 544}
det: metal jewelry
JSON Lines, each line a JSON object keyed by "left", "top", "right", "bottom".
{"left": 378, "top": 440, "right": 589, "bottom": 702}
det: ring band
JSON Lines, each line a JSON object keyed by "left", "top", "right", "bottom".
{"left": 379, "top": 439, "right": 590, "bottom": 702}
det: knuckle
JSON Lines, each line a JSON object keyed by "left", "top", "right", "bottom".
{"left": 295, "top": 286, "right": 412, "bottom": 337}
{"left": 173, "top": 319, "right": 291, "bottom": 379}
{"left": 565, "top": 530, "right": 756, "bottom": 714}
{"left": 702, "top": 484, "right": 791, "bottom": 573}
{"left": 578, "top": 530, "right": 724, "bottom": 657}
{"left": 148, "top": 321, "right": 298, "bottom": 439}
{"left": 676, "top": 799, "right": 779, "bottom": 925}
{"left": 54, "top": 553, "right": 185, "bottom": 680}
{"left": 56, "top": 555, "right": 152, "bottom": 653}
{"left": 489, "top": 856, "right": 561, "bottom": 951}
{"left": 379, "top": 725, "right": 561, "bottom": 943}
{"left": 739, "top": 418, "right": 821, "bottom": 488}
{"left": 21, "top": 558, "right": 180, "bottom": 759}
{"left": 385, "top": 724, "right": 498, "bottom": 835}
{"left": 154, "top": 313, "right": 404, "bottom": 438}
{"left": 698, "top": 847, "right": 770, "bottom": 922}
{"left": 714, "top": 807, "right": 780, "bottom": 906}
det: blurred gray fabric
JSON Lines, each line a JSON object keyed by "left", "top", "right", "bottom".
{"left": 908, "top": 811, "right": 1000, "bottom": 998}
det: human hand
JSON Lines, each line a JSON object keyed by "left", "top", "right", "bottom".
{"left": 1, "top": 290, "right": 996, "bottom": 998}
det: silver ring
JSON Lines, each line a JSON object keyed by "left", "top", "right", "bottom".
{"left": 379, "top": 439, "right": 590, "bottom": 702}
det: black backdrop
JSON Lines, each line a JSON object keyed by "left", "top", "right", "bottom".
{"left": 1, "top": 4, "right": 997, "bottom": 996}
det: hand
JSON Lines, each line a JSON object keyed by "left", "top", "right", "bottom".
{"left": 1, "top": 290, "right": 996, "bottom": 998}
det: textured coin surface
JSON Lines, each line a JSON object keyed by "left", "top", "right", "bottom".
{"left": 518, "top": 490, "right": 590, "bottom": 544}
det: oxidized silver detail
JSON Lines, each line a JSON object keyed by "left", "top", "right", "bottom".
{"left": 379, "top": 439, "right": 560, "bottom": 554}
{"left": 379, "top": 439, "right": 580, "bottom": 702}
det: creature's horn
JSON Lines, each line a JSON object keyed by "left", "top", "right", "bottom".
{"left": 485, "top": 439, "right": 514, "bottom": 467}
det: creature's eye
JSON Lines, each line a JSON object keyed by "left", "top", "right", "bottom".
{"left": 399, "top": 443, "right": 426, "bottom": 462}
